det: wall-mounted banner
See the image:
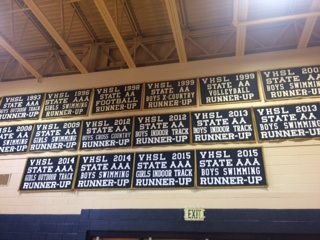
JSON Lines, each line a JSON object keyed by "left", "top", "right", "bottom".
{"left": 199, "top": 72, "right": 259, "bottom": 104}
{"left": 192, "top": 109, "right": 255, "bottom": 143}
{"left": 42, "top": 89, "right": 92, "bottom": 118}
{"left": 20, "top": 156, "right": 78, "bottom": 191}
{"left": 134, "top": 113, "right": 190, "bottom": 147}
{"left": 0, "top": 93, "right": 44, "bottom": 121}
{"left": 75, "top": 153, "right": 134, "bottom": 189}
{"left": 81, "top": 117, "right": 133, "bottom": 150}
{"left": 133, "top": 151, "right": 195, "bottom": 188}
{"left": 260, "top": 65, "right": 320, "bottom": 100}
{"left": 29, "top": 121, "right": 82, "bottom": 152}
{"left": 196, "top": 148, "right": 266, "bottom": 187}
{"left": 0, "top": 124, "right": 33, "bottom": 154}
{"left": 93, "top": 84, "right": 142, "bottom": 113}
{"left": 253, "top": 103, "right": 320, "bottom": 141}
{"left": 144, "top": 79, "right": 197, "bottom": 109}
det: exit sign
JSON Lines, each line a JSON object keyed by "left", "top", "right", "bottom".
{"left": 184, "top": 208, "right": 205, "bottom": 221}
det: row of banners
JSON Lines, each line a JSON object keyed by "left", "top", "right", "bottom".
{"left": 0, "top": 102, "right": 319, "bottom": 154}
{"left": 2, "top": 65, "right": 320, "bottom": 192}
{"left": 0, "top": 65, "right": 319, "bottom": 121}
{"left": 20, "top": 148, "right": 267, "bottom": 191}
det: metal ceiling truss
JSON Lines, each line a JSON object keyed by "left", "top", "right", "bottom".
{"left": 245, "top": 21, "right": 302, "bottom": 54}
{"left": 24, "top": 0, "right": 88, "bottom": 74}
{"left": 270, "top": 22, "right": 298, "bottom": 46}
{"left": 120, "top": 0, "right": 141, "bottom": 37}
{"left": 185, "top": 29, "right": 237, "bottom": 58}
{"left": 15, "top": 0, "right": 69, "bottom": 74}
{"left": 239, "top": 11, "right": 320, "bottom": 27}
{"left": 233, "top": 0, "right": 320, "bottom": 55}
{"left": 93, "top": 28, "right": 237, "bottom": 70}
{"left": 70, "top": 2, "right": 98, "bottom": 42}
{"left": 233, "top": 0, "right": 249, "bottom": 56}
{"left": 164, "top": 0, "right": 187, "bottom": 63}
{"left": 298, "top": 0, "right": 320, "bottom": 48}
{"left": 14, "top": 0, "right": 60, "bottom": 49}
{"left": 93, "top": 0, "right": 136, "bottom": 68}
{"left": 0, "top": 24, "right": 237, "bottom": 75}
{"left": 312, "top": 26, "right": 320, "bottom": 39}
{"left": 0, "top": 33, "right": 42, "bottom": 80}
{"left": 0, "top": 0, "right": 319, "bottom": 81}
{"left": 0, "top": 0, "right": 88, "bottom": 81}
{"left": 0, "top": 57, "right": 20, "bottom": 81}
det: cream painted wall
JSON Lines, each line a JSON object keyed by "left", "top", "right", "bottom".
{"left": 0, "top": 47, "right": 319, "bottom": 214}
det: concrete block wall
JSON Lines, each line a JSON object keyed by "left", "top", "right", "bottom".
{"left": 1, "top": 209, "right": 320, "bottom": 240}
{"left": 0, "top": 47, "right": 320, "bottom": 239}
{"left": 0, "top": 214, "right": 80, "bottom": 240}
{"left": 0, "top": 141, "right": 320, "bottom": 214}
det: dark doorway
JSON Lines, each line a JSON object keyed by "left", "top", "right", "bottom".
{"left": 87, "top": 231, "right": 320, "bottom": 240}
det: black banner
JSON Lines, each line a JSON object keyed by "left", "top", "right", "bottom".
{"left": 254, "top": 103, "right": 320, "bottom": 141}
{"left": 75, "top": 153, "right": 134, "bottom": 189}
{"left": 144, "top": 79, "right": 197, "bottom": 109}
{"left": 134, "top": 113, "right": 190, "bottom": 147}
{"left": 0, "top": 93, "right": 44, "bottom": 121}
{"left": 81, "top": 117, "right": 133, "bottom": 150}
{"left": 93, "top": 84, "right": 142, "bottom": 113}
{"left": 192, "top": 108, "right": 255, "bottom": 143}
{"left": 20, "top": 156, "right": 78, "bottom": 191}
{"left": 42, "top": 89, "right": 92, "bottom": 118}
{"left": 200, "top": 72, "right": 259, "bottom": 104}
{"left": 30, "top": 121, "right": 82, "bottom": 152}
{"left": 260, "top": 65, "right": 320, "bottom": 100}
{"left": 0, "top": 124, "right": 33, "bottom": 154}
{"left": 196, "top": 148, "right": 266, "bottom": 187}
{"left": 133, "top": 151, "right": 195, "bottom": 188}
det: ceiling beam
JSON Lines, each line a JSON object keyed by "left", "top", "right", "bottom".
{"left": 24, "top": 0, "right": 88, "bottom": 74}
{"left": 0, "top": 34, "right": 42, "bottom": 80}
{"left": 93, "top": 0, "right": 136, "bottom": 68}
{"left": 234, "top": 0, "right": 249, "bottom": 56}
{"left": 237, "top": 11, "right": 320, "bottom": 27}
{"left": 70, "top": 2, "right": 98, "bottom": 42}
{"left": 15, "top": 0, "right": 68, "bottom": 75}
{"left": 298, "top": 0, "right": 320, "bottom": 49}
{"left": 122, "top": 0, "right": 141, "bottom": 37}
{"left": 165, "top": 0, "right": 188, "bottom": 63}
{"left": 15, "top": 0, "right": 60, "bottom": 49}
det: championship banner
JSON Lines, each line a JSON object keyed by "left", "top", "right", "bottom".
{"left": 133, "top": 151, "right": 195, "bottom": 189}
{"left": 20, "top": 156, "right": 78, "bottom": 191}
{"left": 75, "top": 153, "right": 134, "bottom": 189}
{"left": 254, "top": 103, "right": 320, "bottom": 141}
{"left": 192, "top": 108, "right": 255, "bottom": 143}
{"left": 196, "top": 148, "right": 267, "bottom": 187}
{"left": 144, "top": 79, "right": 197, "bottom": 109}
{"left": 260, "top": 65, "right": 320, "bottom": 100}
{"left": 200, "top": 72, "right": 260, "bottom": 104}
{"left": 42, "top": 89, "right": 92, "bottom": 118}
{"left": 0, "top": 93, "right": 44, "bottom": 121}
